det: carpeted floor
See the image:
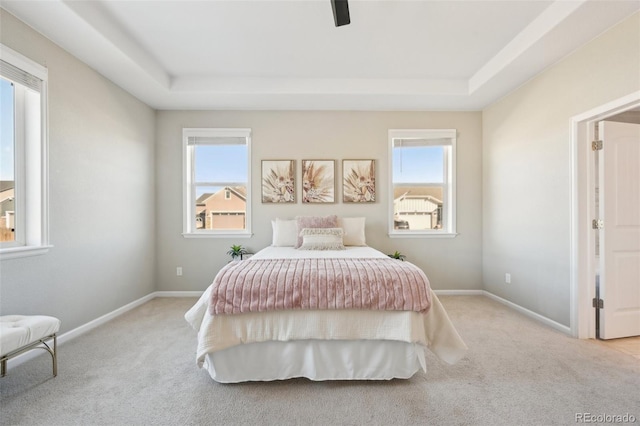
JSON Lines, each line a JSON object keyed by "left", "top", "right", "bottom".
{"left": 0, "top": 296, "right": 638, "bottom": 426}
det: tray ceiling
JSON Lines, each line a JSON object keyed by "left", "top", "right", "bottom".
{"left": 2, "top": 0, "right": 638, "bottom": 110}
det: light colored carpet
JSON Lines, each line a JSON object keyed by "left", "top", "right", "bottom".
{"left": 0, "top": 296, "right": 638, "bottom": 426}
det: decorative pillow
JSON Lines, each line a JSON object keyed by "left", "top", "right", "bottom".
{"left": 337, "top": 217, "right": 366, "bottom": 246}
{"left": 298, "top": 228, "right": 345, "bottom": 251}
{"left": 295, "top": 215, "right": 338, "bottom": 248}
{"left": 272, "top": 218, "right": 298, "bottom": 247}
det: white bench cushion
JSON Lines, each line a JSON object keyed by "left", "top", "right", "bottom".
{"left": 0, "top": 315, "right": 61, "bottom": 356}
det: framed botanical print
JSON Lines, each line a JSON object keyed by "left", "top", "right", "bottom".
{"left": 302, "top": 160, "right": 335, "bottom": 203}
{"left": 261, "top": 160, "right": 295, "bottom": 203}
{"left": 343, "top": 159, "right": 375, "bottom": 203}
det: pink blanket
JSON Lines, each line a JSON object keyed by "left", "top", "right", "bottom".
{"left": 209, "top": 258, "right": 432, "bottom": 315}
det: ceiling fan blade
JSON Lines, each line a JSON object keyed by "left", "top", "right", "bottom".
{"left": 331, "top": 0, "right": 351, "bottom": 27}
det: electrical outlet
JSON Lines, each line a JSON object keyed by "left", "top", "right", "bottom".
{"left": 505, "top": 273, "right": 511, "bottom": 284}
{"left": 177, "top": 267, "right": 183, "bottom": 276}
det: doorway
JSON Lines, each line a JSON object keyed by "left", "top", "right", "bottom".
{"left": 571, "top": 91, "right": 640, "bottom": 339}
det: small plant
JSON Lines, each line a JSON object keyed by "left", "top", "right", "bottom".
{"left": 388, "top": 251, "right": 406, "bottom": 261}
{"left": 227, "top": 244, "right": 248, "bottom": 260}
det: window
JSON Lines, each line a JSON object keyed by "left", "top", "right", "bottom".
{"left": 183, "top": 128, "right": 251, "bottom": 237}
{"left": 389, "top": 129, "right": 457, "bottom": 237}
{"left": 0, "top": 44, "right": 49, "bottom": 259}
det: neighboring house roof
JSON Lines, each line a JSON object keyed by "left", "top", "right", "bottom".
{"left": 196, "top": 187, "right": 247, "bottom": 206}
{"left": 231, "top": 186, "right": 246, "bottom": 200}
{"left": 0, "top": 181, "right": 15, "bottom": 192}
{"left": 196, "top": 193, "right": 214, "bottom": 204}
{"left": 393, "top": 186, "right": 443, "bottom": 204}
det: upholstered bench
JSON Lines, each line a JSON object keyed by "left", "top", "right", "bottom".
{"left": 0, "top": 315, "right": 61, "bottom": 377}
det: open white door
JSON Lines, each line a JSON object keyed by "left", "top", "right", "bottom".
{"left": 598, "top": 120, "right": 640, "bottom": 339}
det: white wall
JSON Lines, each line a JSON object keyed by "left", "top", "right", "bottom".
{"left": 156, "top": 110, "right": 483, "bottom": 292}
{"left": 0, "top": 10, "right": 156, "bottom": 331}
{"left": 482, "top": 13, "right": 640, "bottom": 326}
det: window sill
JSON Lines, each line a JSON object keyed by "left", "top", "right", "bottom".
{"left": 0, "top": 245, "right": 53, "bottom": 260}
{"left": 182, "top": 232, "right": 252, "bottom": 239}
{"left": 388, "top": 232, "right": 458, "bottom": 239}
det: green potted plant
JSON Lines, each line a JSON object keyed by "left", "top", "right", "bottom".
{"left": 388, "top": 250, "right": 406, "bottom": 261}
{"left": 227, "top": 244, "right": 248, "bottom": 261}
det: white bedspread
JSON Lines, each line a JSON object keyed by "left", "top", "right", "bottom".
{"left": 186, "top": 285, "right": 467, "bottom": 365}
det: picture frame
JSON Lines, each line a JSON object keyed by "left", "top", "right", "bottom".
{"left": 302, "top": 160, "right": 335, "bottom": 203}
{"left": 343, "top": 159, "right": 376, "bottom": 203}
{"left": 261, "top": 160, "right": 295, "bottom": 203}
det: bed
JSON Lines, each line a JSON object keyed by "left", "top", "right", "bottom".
{"left": 185, "top": 216, "right": 467, "bottom": 383}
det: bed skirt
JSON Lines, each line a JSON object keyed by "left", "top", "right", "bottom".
{"left": 202, "top": 339, "right": 427, "bottom": 383}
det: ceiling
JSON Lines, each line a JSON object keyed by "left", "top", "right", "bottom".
{"left": 2, "top": 0, "right": 639, "bottom": 111}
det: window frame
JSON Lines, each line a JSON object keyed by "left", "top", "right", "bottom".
{"left": 388, "top": 129, "right": 457, "bottom": 238}
{"left": 0, "top": 44, "right": 50, "bottom": 260}
{"left": 182, "top": 128, "right": 252, "bottom": 238}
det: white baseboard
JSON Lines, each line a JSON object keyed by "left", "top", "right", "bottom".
{"left": 434, "top": 289, "right": 484, "bottom": 296}
{"left": 4, "top": 291, "right": 203, "bottom": 371}
{"left": 482, "top": 291, "right": 572, "bottom": 335}
{"left": 60, "top": 293, "right": 157, "bottom": 343}
{"left": 154, "top": 291, "right": 203, "bottom": 298}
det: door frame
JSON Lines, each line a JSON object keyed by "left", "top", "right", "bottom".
{"left": 570, "top": 91, "right": 640, "bottom": 338}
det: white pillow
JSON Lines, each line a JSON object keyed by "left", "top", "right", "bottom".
{"left": 338, "top": 217, "right": 366, "bottom": 246}
{"left": 294, "top": 215, "right": 338, "bottom": 248}
{"left": 272, "top": 218, "right": 298, "bottom": 247}
{"left": 298, "top": 228, "right": 345, "bottom": 251}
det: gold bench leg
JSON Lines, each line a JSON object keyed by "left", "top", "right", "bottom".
{"left": 52, "top": 334, "right": 57, "bottom": 377}
{"left": 40, "top": 334, "right": 57, "bottom": 377}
